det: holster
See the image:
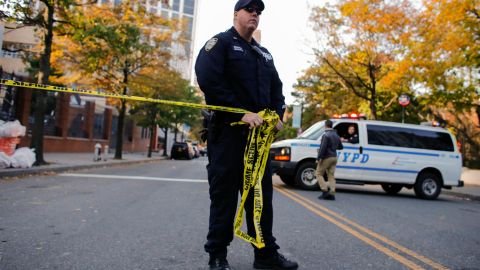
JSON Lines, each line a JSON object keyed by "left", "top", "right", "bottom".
{"left": 200, "top": 109, "right": 213, "bottom": 143}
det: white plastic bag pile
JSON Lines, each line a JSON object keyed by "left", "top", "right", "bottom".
{"left": 0, "top": 148, "right": 36, "bottom": 169}
{"left": 0, "top": 120, "right": 36, "bottom": 169}
{"left": 0, "top": 120, "right": 26, "bottom": 137}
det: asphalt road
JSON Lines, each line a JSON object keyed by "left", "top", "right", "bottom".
{"left": 0, "top": 157, "right": 479, "bottom": 270}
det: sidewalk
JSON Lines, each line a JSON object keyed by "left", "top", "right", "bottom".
{"left": 0, "top": 152, "right": 166, "bottom": 178}
{"left": 1, "top": 153, "right": 479, "bottom": 200}
{"left": 461, "top": 167, "right": 480, "bottom": 186}
{"left": 444, "top": 167, "right": 480, "bottom": 201}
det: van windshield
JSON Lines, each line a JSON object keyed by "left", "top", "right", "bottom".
{"left": 298, "top": 121, "right": 325, "bottom": 140}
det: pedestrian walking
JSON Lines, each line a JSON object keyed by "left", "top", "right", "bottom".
{"left": 316, "top": 120, "right": 343, "bottom": 200}
{"left": 195, "top": 0, "right": 298, "bottom": 269}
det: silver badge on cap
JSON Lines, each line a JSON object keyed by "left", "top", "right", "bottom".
{"left": 205, "top": 38, "right": 218, "bottom": 52}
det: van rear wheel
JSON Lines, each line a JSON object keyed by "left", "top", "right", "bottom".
{"left": 414, "top": 173, "right": 441, "bottom": 200}
{"left": 295, "top": 162, "right": 319, "bottom": 190}
{"left": 381, "top": 184, "right": 403, "bottom": 195}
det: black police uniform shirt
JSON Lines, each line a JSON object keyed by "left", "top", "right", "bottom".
{"left": 345, "top": 133, "right": 359, "bottom": 144}
{"left": 195, "top": 27, "right": 285, "bottom": 124}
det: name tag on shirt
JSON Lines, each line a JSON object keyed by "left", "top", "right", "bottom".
{"left": 233, "top": 45, "right": 244, "bottom": 52}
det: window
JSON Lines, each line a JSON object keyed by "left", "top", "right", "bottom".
{"left": 184, "top": 41, "right": 191, "bottom": 57}
{"left": 298, "top": 121, "right": 325, "bottom": 140}
{"left": 172, "top": 0, "right": 180, "bottom": 11}
{"left": 141, "top": 127, "right": 151, "bottom": 139}
{"left": 149, "top": 6, "right": 158, "bottom": 14}
{"left": 161, "top": 9, "right": 169, "bottom": 18}
{"left": 124, "top": 120, "right": 133, "bottom": 142}
{"left": 183, "top": 16, "right": 193, "bottom": 38}
{"left": 93, "top": 114, "right": 105, "bottom": 139}
{"left": 367, "top": 124, "right": 454, "bottom": 152}
{"left": 183, "top": 0, "right": 195, "bottom": 14}
{"left": 0, "top": 84, "right": 17, "bottom": 121}
{"left": 68, "top": 113, "right": 87, "bottom": 138}
{"left": 28, "top": 92, "right": 58, "bottom": 136}
{"left": 334, "top": 122, "right": 359, "bottom": 144}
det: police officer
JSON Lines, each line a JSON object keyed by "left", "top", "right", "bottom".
{"left": 195, "top": 0, "right": 298, "bottom": 269}
{"left": 341, "top": 124, "right": 359, "bottom": 144}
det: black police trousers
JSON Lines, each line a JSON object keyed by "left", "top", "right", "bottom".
{"left": 205, "top": 124, "right": 280, "bottom": 258}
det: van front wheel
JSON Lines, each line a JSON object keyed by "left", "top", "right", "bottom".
{"left": 414, "top": 173, "right": 441, "bottom": 200}
{"left": 295, "top": 162, "right": 319, "bottom": 190}
{"left": 381, "top": 184, "right": 403, "bottom": 195}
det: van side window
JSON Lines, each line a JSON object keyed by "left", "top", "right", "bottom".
{"left": 334, "top": 123, "right": 359, "bottom": 144}
{"left": 367, "top": 125, "right": 454, "bottom": 151}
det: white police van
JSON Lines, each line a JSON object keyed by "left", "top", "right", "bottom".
{"left": 270, "top": 119, "right": 464, "bottom": 199}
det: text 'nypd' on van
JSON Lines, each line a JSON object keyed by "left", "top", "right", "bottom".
{"left": 270, "top": 118, "right": 464, "bottom": 199}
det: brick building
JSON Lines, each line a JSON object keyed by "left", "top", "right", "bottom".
{"left": 0, "top": 73, "right": 156, "bottom": 153}
{"left": 0, "top": 0, "right": 200, "bottom": 155}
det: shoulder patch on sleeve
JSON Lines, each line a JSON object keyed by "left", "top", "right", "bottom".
{"left": 205, "top": 38, "right": 218, "bottom": 52}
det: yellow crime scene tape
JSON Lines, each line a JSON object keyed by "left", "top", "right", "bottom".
{"left": 0, "top": 79, "right": 279, "bottom": 249}
{"left": 233, "top": 109, "right": 279, "bottom": 249}
{"left": 0, "top": 79, "right": 250, "bottom": 114}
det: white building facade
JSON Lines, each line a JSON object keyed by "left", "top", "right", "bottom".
{"left": 97, "top": 0, "right": 198, "bottom": 81}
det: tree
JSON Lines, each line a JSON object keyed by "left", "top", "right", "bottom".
{"left": 302, "top": 0, "right": 479, "bottom": 166}
{"left": 274, "top": 106, "right": 298, "bottom": 141}
{"left": 293, "top": 63, "right": 366, "bottom": 125}
{"left": 51, "top": 1, "right": 178, "bottom": 159}
{"left": 406, "top": 0, "right": 480, "bottom": 167}
{"left": 0, "top": 0, "right": 95, "bottom": 165}
{"left": 308, "top": 0, "right": 416, "bottom": 119}
{"left": 129, "top": 66, "right": 201, "bottom": 157}
{"left": 169, "top": 86, "right": 201, "bottom": 142}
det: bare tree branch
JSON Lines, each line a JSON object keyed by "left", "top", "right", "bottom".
{"left": 323, "top": 57, "right": 370, "bottom": 100}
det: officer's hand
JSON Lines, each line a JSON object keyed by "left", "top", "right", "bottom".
{"left": 275, "top": 120, "right": 283, "bottom": 131}
{"left": 242, "top": 113, "right": 263, "bottom": 129}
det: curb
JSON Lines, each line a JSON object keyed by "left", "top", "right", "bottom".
{"left": 443, "top": 190, "right": 480, "bottom": 202}
{"left": 0, "top": 158, "right": 165, "bottom": 179}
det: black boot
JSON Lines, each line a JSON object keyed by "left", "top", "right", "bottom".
{"left": 209, "top": 257, "right": 233, "bottom": 270}
{"left": 324, "top": 193, "right": 336, "bottom": 200}
{"left": 253, "top": 253, "right": 298, "bottom": 270}
{"left": 318, "top": 191, "right": 329, "bottom": 200}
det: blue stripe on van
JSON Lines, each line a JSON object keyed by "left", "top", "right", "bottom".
{"left": 291, "top": 143, "right": 320, "bottom": 147}
{"left": 290, "top": 143, "right": 439, "bottom": 157}
{"left": 362, "top": 147, "right": 440, "bottom": 157}
{"left": 337, "top": 165, "right": 418, "bottom": 174}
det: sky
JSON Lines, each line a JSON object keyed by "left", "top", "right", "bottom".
{"left": 192, "top": 0, "right": 326, "bottom": 105}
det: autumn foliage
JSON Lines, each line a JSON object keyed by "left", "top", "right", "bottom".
{"left": 295, "top": 0, "right": 479, "bottom": 166}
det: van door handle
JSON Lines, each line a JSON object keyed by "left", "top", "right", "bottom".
{"left": 359, "top": 146, "right": 363, "bottom": 154}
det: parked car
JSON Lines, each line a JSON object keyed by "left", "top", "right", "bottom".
{"left": 198, "top": 145, "right": 207, "bottom": 157}
{"left": 171, "top": 142, "right": 194, "bottom": 160}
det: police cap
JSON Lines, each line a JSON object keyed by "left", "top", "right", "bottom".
{"left": 234, "top": 0, "right": 265, "bottom": 12}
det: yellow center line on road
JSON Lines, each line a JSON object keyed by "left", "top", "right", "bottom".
{"left": 276, "top": 187, "right": 449, "bottom": 270}
{"left": 274, "top": 185, "right": 450, "bottom": 270}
